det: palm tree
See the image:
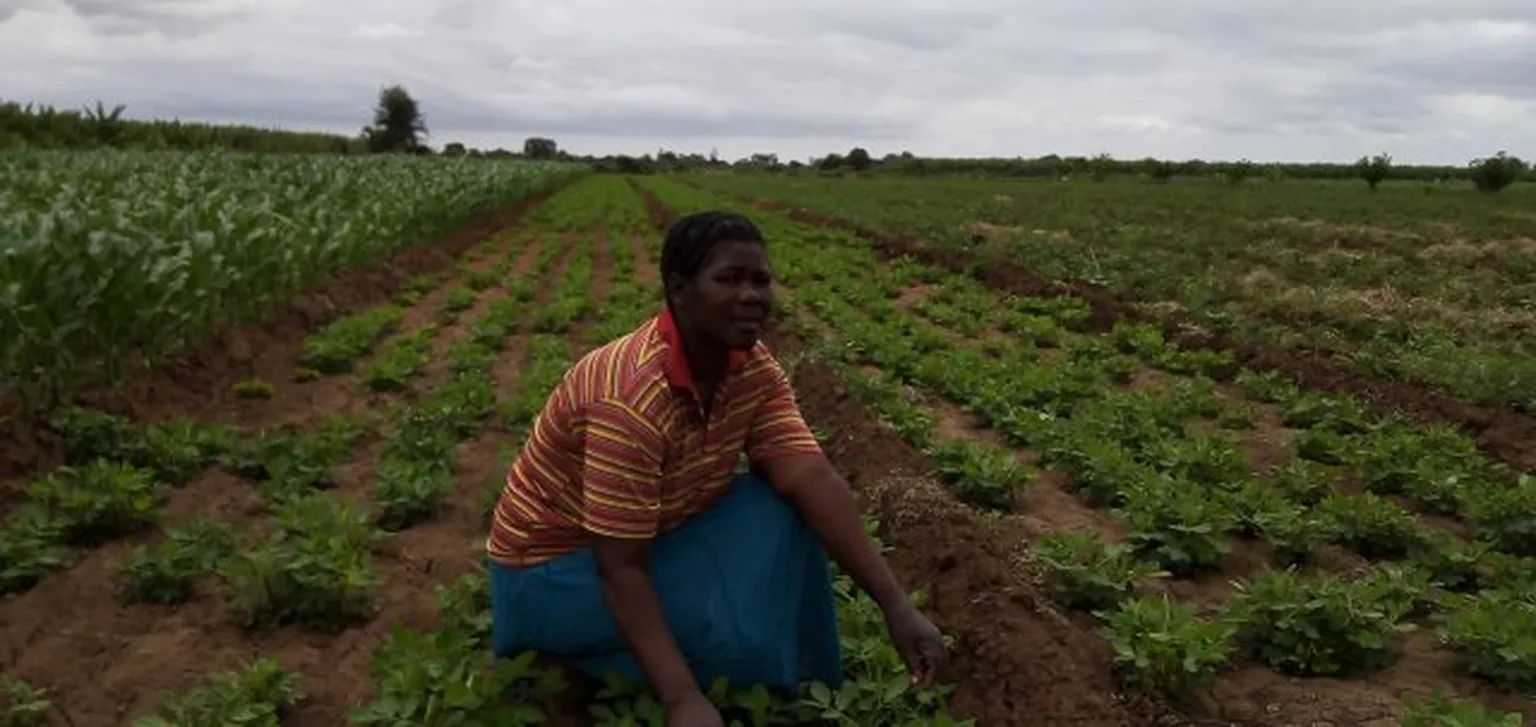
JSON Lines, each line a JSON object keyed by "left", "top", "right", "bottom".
{"left": 365, "top": 84, "right": 427, "bottom": 153}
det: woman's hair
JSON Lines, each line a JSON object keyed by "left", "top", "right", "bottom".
{"left": 659, "top": 211, "right": 765, "bottom": 283}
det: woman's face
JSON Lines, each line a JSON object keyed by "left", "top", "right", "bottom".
{"left": 670, "top": 240, "right": 773, "bottom": 350}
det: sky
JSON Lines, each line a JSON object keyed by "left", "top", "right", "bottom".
{"left": 1, "top": 0, "right": 1534, "bottom": 165}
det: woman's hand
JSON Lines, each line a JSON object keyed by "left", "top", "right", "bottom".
{"left": 665, "top": 691, "right": 725, "bottom": 727}
{"left": 883, "top": 604, "right": 946, "bottom": 685}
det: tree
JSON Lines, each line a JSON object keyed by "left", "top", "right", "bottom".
{"left": 1355, "top": 152, "right": 1392, "bottom": 191}
{"left": 364, "top": 85, "right": 427, "bottom": 153}
{"left": 1468, "top": 151, "right": 1527, "bottom": 194}
{"left": 1226, "top": 158, "right": 1254, "bottom": 186}
{"left": 845, "top": 147, "right": 872, "bottom": 171}
{"left": 523, "top": 137, "right": 558, "bottom": 159}
{"left": 442, "top": 141, "right": 467, "bottom": 157}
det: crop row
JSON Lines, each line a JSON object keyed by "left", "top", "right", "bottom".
{"left": 636, "top": 176, "right": 1535, "bottom": 723}
{"left": 0, "top": 151, "right": 586, "bottom": 408}
{"left": 683, "top": 174, "right": 1536, "bottom": 413}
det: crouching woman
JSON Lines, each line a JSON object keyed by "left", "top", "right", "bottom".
{"left": 485, "top": 211, "right": 945, "bottom": 727}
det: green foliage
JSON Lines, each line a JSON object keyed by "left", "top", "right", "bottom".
{"left": 348, "top": 634, "right": 561, "bottom": 726}
{"left": 1438, "top": 589, "right": 1536, "bottom": 694}
{"left": 1355, "top": 152, "right": 1392, "bottom": 190}
{"left": 118, "top": 518, "right": 238, "bottom": 604}
{"left": 1468, "top": 151, "right": 1528, "bottom": 193}
{"left": 1032, "top": 531, "right": 1166, "bottom": 610}
{"left": 1401, "top": 693, "right": 1525, "bottom": 726}
{"left": 1098, "top": 595, "right": 1235, "bottom": 697}
{"left": 1226, "top": 568, "right": 1417, "bottom": 677}
{"left": 131, "top": 658, "right": 304, "bottom": 727}
{"left": 222, "top": 494, "right": 386, "bottom": 632}
{"left": 364, "top": 85, "right": 428, "bottom": 154}
{"left": 0, "top": 674, "right": 53, "bottom": 727}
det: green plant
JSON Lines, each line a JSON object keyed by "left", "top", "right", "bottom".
{"left": 1438, "top": 589, "right": 1536, "bottom": 694}
{"left": 1098, "top": 595, "right": 1234, "bottom": 697}
{"left": 231, "top": 378, "right": 276, "bottom": 399}
{"left": 1227, "top": 568, "right": 1416, "bottom": 677}
{"left": 118, "top": 517, "right": 238, "bottom": 604}
{"left": 1315, "top": 492, "right": 1426, "bottom": 558}
{"left": 1400, "top": 692, "right": 1524, "bottom": 726}
{"left": 926, "top": 439, "right": 1032, "bottom": 511}
{"left": 1032, "top": 531, "right": 1166, "bottom": 611}
{"left": 371, "top": 457, "right": 452, "bottom": 531}
{"left": 0, "top": 674, "right": 52, "bottom": 727}
{"left": 221, "top": 494, "right": 386, "bottom": 632}
{"left": 1119, "top": 479, "right": 1233, "bottom": 576}
{"left": 131, "top": 657, "right": 303, "bottom": 726}
{"left": 358, "top": 325, "right": 437, "bottom": 392}
{"left": 24, "top": 460, "right": 168, "bottom": 545}
{"left": 348, "top": 631, "right": 561, "bottom": 726}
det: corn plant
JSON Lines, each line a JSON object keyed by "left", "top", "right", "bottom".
{"left": 0, "top": 152, "right": 583, "bottom": 408}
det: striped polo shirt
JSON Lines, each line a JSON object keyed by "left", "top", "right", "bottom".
{"left": 487, "top": 309, "right": 823, "bottom": 567}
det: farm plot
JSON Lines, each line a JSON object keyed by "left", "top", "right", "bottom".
{"left": 684, "top": 174, "right": 1536, "bottom": 417}
{"left": 0, "top": 152, "right": 586, "bottom": 482}
{"left": 636, "top": 176, "right": 1536, "bottom": 726}
{"left": 0, "top": 174, "right": 972, "bottom": 726}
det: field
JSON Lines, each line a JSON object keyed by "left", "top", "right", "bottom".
{"left": 1, "top": 158, "right": 1535, "bottom": 726}
{"left": 688, "top": 174, "right": 1536, "bottom": 424}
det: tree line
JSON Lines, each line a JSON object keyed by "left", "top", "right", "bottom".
{"left": 2, "top": 87, "right": 1529, "bottom": 191}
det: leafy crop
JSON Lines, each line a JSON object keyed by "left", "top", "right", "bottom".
{"left": 222, "top": 494, "right": 386, "bottom": 631}
{"left": 0, "top": 675, "right": 52, "bottom": 727}
{"left": 0, "top": 152, "right": 581, "bottom": 406}
{"left": 131, "top": 657, "right": 303, "bottom": 727}
{"left": 1227, "top": 568, "right": 1417, "bottom": 676}
{"left": 1032, "top": 531, "right": 1165, "bottom": 610}
{"left": 1099, "top": 595, "right": 1234, "bottom": 697}
{"left": 118, "top": 517, "right": 238, "bottom": 604}
{"left": 1438, "top": 589, "right": 1536, "bottom": 694}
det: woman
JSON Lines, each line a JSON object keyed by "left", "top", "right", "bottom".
{"left": 486, "top": 210, "right": 945, "bottom": 727}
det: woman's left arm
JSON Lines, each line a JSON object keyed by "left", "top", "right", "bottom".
{"left": 746, "top": 360, "right": 946, "bottom": 683}
{"left": 758, "top": 453, "right": 908, "bottom": 608}
{"left": 757, "top": 452, "right": 945, "bottom": 684}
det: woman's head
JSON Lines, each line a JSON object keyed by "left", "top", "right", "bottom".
{"left": 660, "top": 211, "right": 773, "bottom": 351}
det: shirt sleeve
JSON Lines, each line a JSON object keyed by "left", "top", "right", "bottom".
{"left": 579, "top": 398, "right": 665, "bottom": 539}
{"left": 745, "top": 358, "right": 824, "bottom": 464}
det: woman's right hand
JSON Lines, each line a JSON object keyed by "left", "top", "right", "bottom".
{"left": 665, "top": 692, "right": 724, "bottom": 727}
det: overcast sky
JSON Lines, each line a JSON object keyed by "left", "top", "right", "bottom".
{"left": 1, "top": 0, "right": 1533, "bottom": 165}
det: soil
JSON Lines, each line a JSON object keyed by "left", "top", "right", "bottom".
{"left": 710, "top": 189, "right": 1536, "bottom": 474}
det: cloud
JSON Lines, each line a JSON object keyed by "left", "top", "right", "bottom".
{"left": 0, "top": 0, "right": 1533, "bottom": 163}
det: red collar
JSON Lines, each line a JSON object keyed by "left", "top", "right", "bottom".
{"left": 656, "top": 308, "right": 748, "bottom": 392}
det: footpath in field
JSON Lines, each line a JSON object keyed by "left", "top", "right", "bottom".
{"left": 634, "top": 175, "right": 1536, "bottom": 727}
{"left": 682, "top": 175, "right": 1536, "bottom": 476}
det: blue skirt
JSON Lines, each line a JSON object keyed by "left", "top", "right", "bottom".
{"left": 489, "top": 472, "right": 844, "bottom": 691}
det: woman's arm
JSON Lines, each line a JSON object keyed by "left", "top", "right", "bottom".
{"left": 591, "top": 537, "right": 701, "bottom": 706}
{"left": 755, "top": 453, "right": 909, "bottom": 610}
